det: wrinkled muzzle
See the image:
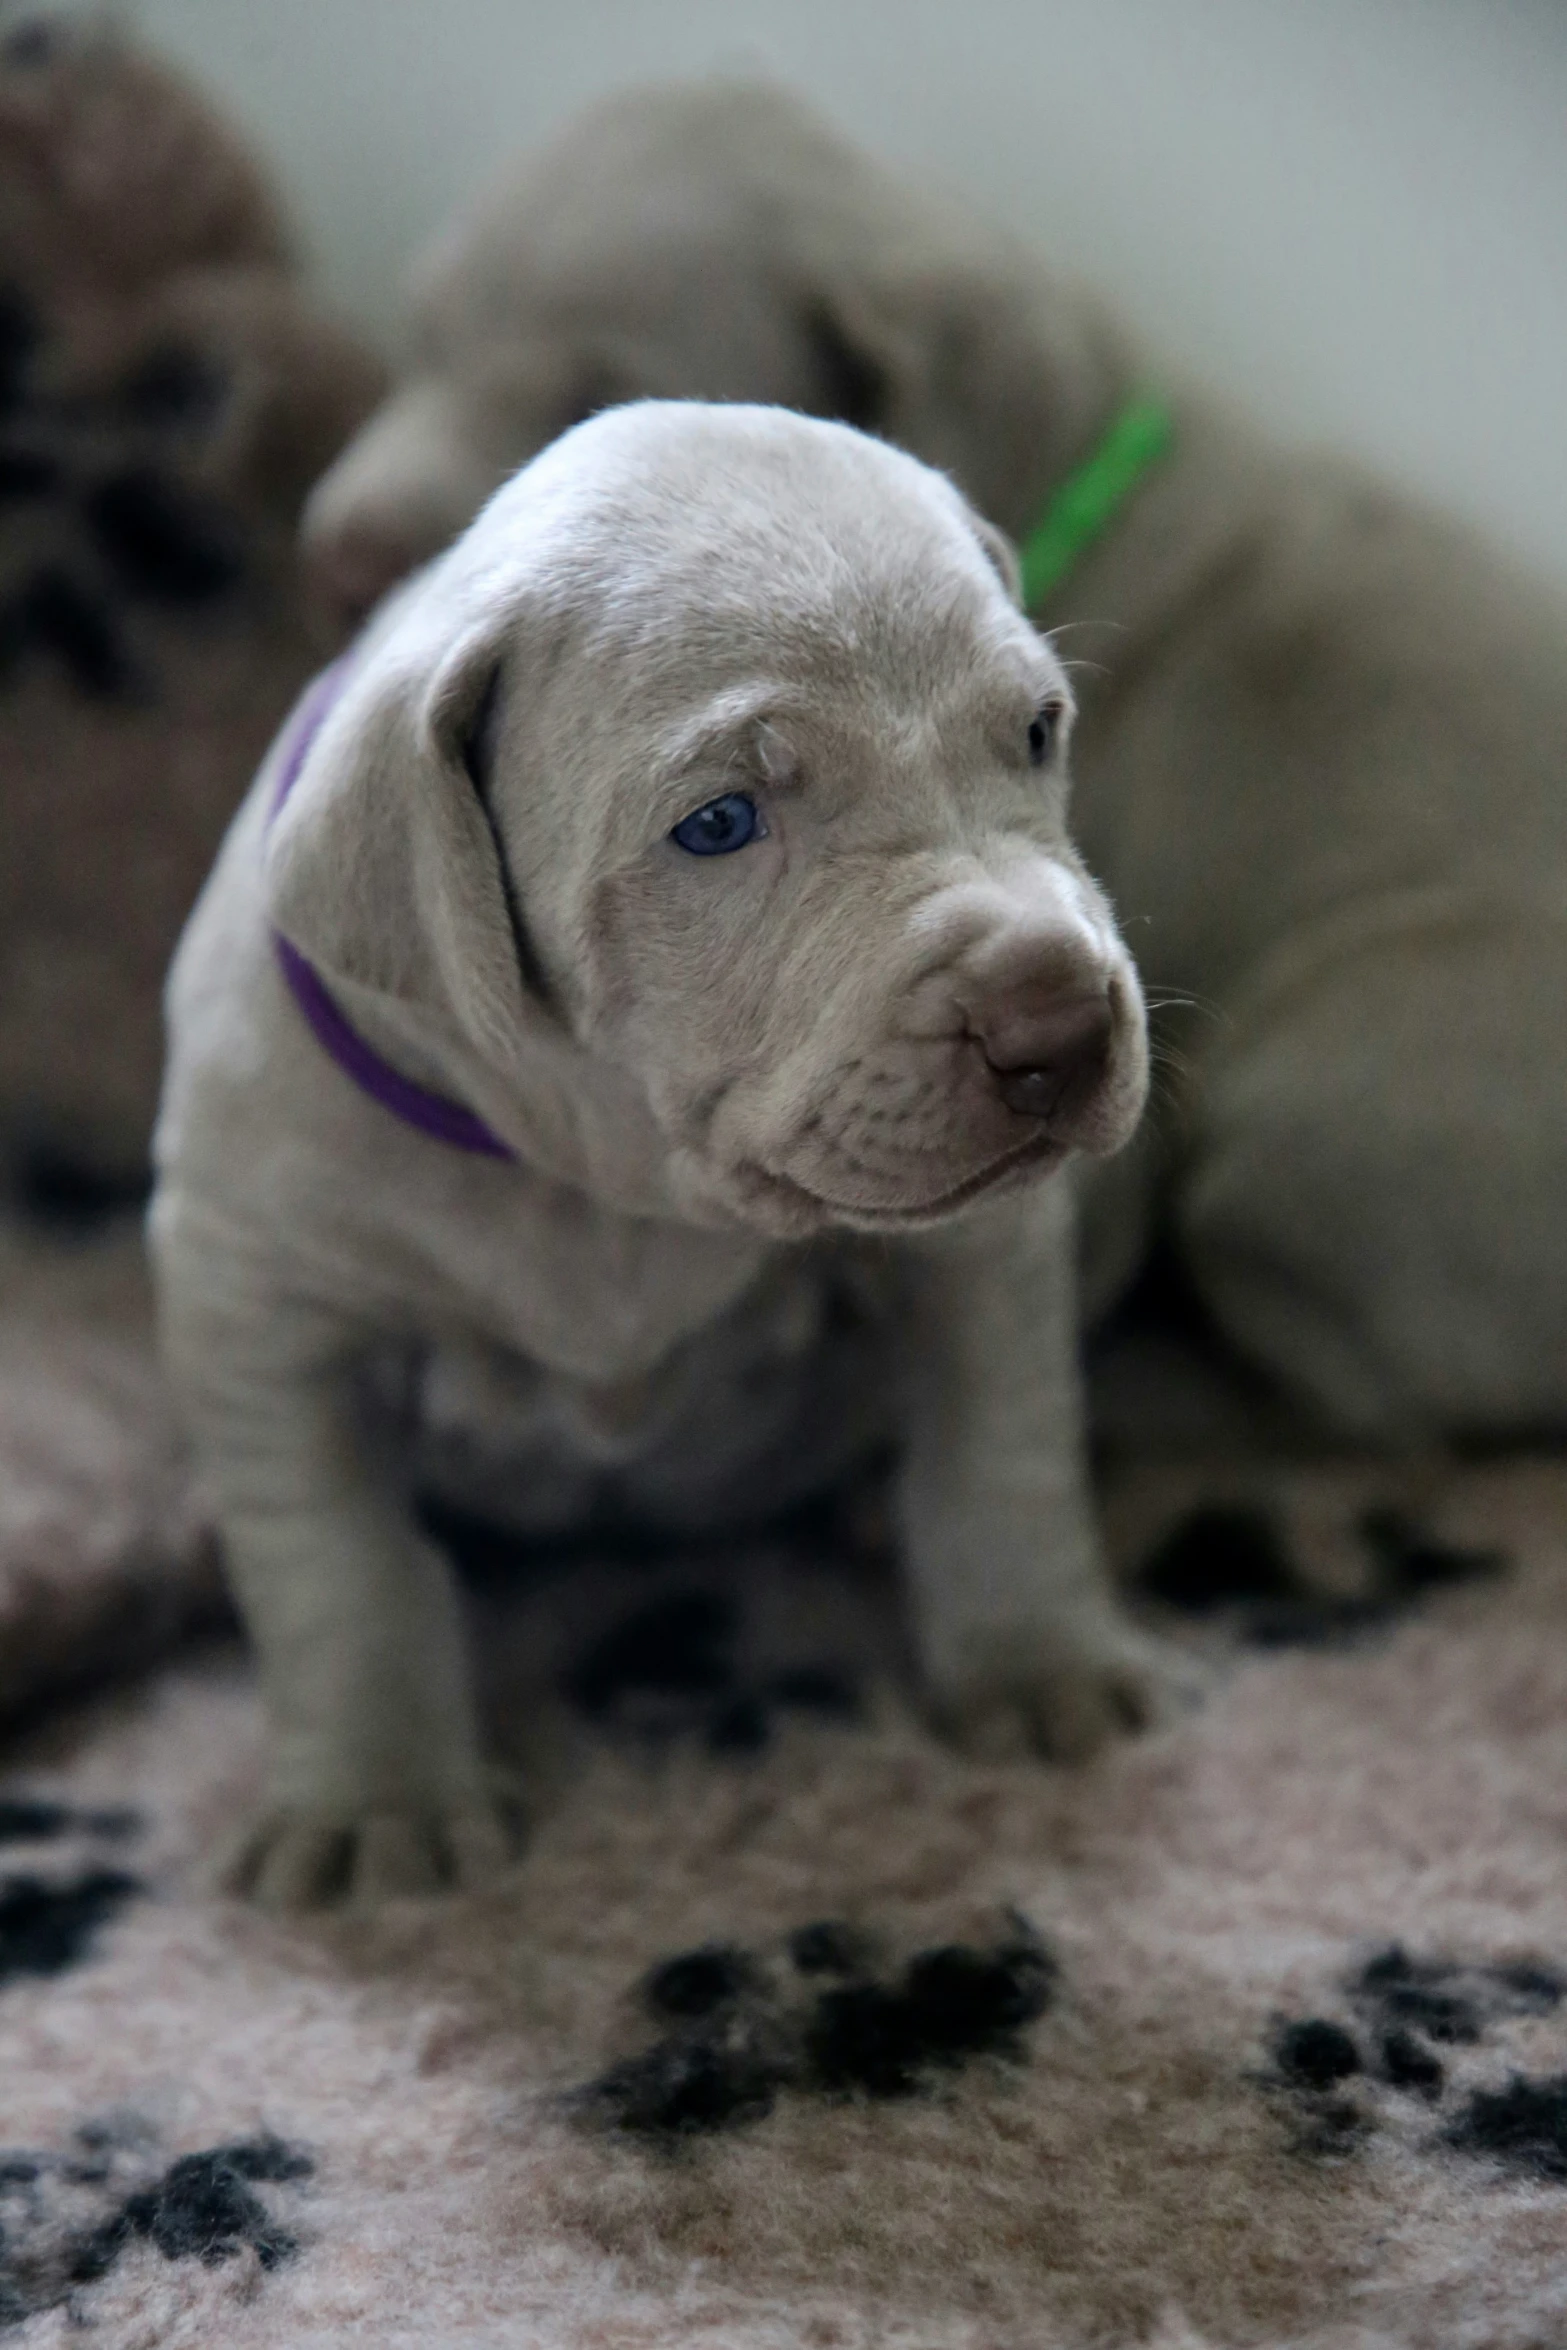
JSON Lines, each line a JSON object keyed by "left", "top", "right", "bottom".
{"left": 702, "top": 846, "right": 1149, "bottom": 1233}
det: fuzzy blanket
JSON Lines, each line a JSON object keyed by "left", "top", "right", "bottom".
{"left": 0, "top": 1220, "right": 221, "bottom": 1729}
{"left": 4, "top": 1223, "right": 1567, "bottom": 2346}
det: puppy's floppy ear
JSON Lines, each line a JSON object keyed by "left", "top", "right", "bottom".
{"left": 803, "top": 271, "right": 1025, "bottom": 602}
{"left": 800, "top": 292, "right": 898, "bottom": 435}
{"left": 968, "top": 515, "right": 1023, "bottom": 605}
{"left": 301, "top": 380, "right": 505, "bottom": 620}
{"left": 798, "top": 245, "right": 1116, "bottom": 529}
{"left": 264, "top": 610, "right": 544, "bottom": 1068}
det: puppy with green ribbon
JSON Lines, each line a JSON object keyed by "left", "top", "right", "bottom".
{"left": 309, "top": 82, "right": 1567, "bottom": 1451}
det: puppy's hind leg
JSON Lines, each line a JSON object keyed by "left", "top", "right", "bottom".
{"left": 1179, "top": 912, "right": 1567, "bottom": 1442}
{"left": 156, "top": 1256, "right": 517, "bottom": 1911}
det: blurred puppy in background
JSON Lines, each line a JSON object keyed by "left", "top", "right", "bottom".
{"left": 0, "top": 15, "right": 383, "bottom": 1195}
{"left": 305, "top": 83, "right": 1567, "bottom": 1453}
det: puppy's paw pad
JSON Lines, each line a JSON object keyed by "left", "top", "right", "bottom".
{"left": 216, "top": 1787, "right": 525, "bottom": 1914}
{"left": 933, "top": 1627, "right": 1202, "bottom": 1765}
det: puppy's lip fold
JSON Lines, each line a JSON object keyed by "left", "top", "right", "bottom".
{"left": 750, "top": 1132, "right": 1065, "bottom": 1227}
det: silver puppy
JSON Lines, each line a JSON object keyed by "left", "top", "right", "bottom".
{"left": 154, "top": 403, "right": 1167, "bottom": 1910}
{"left": 307, "top": 83, "right": 1567, "bottom": 1447}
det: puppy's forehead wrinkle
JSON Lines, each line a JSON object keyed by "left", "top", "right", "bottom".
{"left": 651, "top": 686, "right": 799, "bottom": 787}
{"left": 581, "top": 575, "right": 1000, "bottom": 702}
{"left": 643, "top": 668, "right": 1048, "bottom": 813}
{"left": 753, "top": 717, "right": 796, "bottom": 783}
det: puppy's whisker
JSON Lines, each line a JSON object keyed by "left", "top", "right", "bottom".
{"left": 1147, "top": 1037, "right": 1193, "bottom": 1082}
{"left": 1042, "top": 617, "right": 1130, "bottom": 642}
{"left": 1143, "top": 1054, "right": 1190, "bottom": 1113}
{"left": 1143, "top": 991, "right": 1222, "bottom": 1022}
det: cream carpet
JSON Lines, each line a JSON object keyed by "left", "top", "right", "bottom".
{"left": 4, "top": 1223, "right": 1567, "bottom": 2347}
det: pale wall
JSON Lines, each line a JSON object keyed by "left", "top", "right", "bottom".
{"left": 111, "top": 0, "right": 1567, "bottom": 586}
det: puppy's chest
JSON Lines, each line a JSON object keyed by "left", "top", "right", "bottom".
{"left": 405, "top": 1178, "right": 774, "bottom": 1385}
{"left": 410, "top": 1236, "right": 902, "bottom": 1539}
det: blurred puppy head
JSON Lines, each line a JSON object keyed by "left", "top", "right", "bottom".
{"left": 302, "top": 82, "right": 1119, "bottom": 627}
{"left": 274, "top": 404, "right": 1145, "bottom": 1233}
{"left": 0, "top": 14, "right": 290, "bottom": 301}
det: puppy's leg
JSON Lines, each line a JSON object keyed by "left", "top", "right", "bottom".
{"left": 897, "top": 1180, "right": 1190, "bottom": 1761}
{"left": 158, "top": 1262, "right": 513, "bottom": 1910}
{"left": 1075, "top": 1117, "right": 1164, "bottom": 1331}
{"left": 1180, "top": 914, "right": 1567, "bottom": 1440}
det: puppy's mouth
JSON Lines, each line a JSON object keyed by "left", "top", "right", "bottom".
{"left": 745, "top": 1131, "right": 1064, "bottom": 1230}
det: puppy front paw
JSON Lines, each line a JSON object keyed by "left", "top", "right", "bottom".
{"left": 217, "top": 1773, "right": 525, "bottom": 1913}
{"left": 928, "top": 1617, "right": 1200, "bottom": 1765}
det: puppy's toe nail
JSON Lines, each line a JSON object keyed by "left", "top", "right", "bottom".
{"left": 445, "top": 1803, "right": 517, "bottom": 1889}
{"left": 350, "top": 1812, "right": 446, "bottom": 1902}
{"left": 482, "top": 1764, "right": 531, "bottom": 1836}
{"left": 1119, "top": 1644, "right": 1208, "bottom": 1732}
{"left": 1108, "top": 1669, "right": 1158, "bottom": 1734}
{"left": 1032, "top": 1688, "right": 1115, "bottom": 1765}
{"left": 212, "top": 1821, "right": 268, "bottom": 1899}
{"left": 942, "top": 1701, "right": 1032, "bottom": 1765}
{"left": 252, "top": 1821, "right": 352, "bottom": 1914}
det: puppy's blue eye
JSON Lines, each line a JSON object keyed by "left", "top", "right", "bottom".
{"left": 671, "top": 792, "right": 764, "bottom": 856}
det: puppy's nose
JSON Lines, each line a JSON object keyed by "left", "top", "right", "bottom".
{"left": 971, "top": 990, "right": 1114, "bottom": 1123}
{"left": 302, "top": 520, "right": 425, "bottom": 633}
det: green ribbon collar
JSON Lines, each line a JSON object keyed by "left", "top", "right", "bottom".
{"left": 1016, "top": 394, "right": 1173, "bottom": 609}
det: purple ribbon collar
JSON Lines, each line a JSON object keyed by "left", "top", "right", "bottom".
{"left": 268, "top": 664, "right": 516, "bottom": 1160}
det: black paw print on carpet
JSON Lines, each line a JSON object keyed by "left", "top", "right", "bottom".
{"left": 1137, "top": 1503, "right": 1506, "bottom": 1647}
{"left": 0, "top": 2116, "right": 312, "bottom": 2325}
{"left": 563, "top": 1589, "right": 859, "bottom": 1755}
{"left": 578, "top": 1912, "right": 1056, "bottom": 2141}
{"left": 0, "top": 1792, "right": 143, "bottom": 1988}
{"left": 1267, "top": 1944, "right": 1567, "bottom": 2176}
{"left": 0, "top": 281, "right": 246, "bottom": 701}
